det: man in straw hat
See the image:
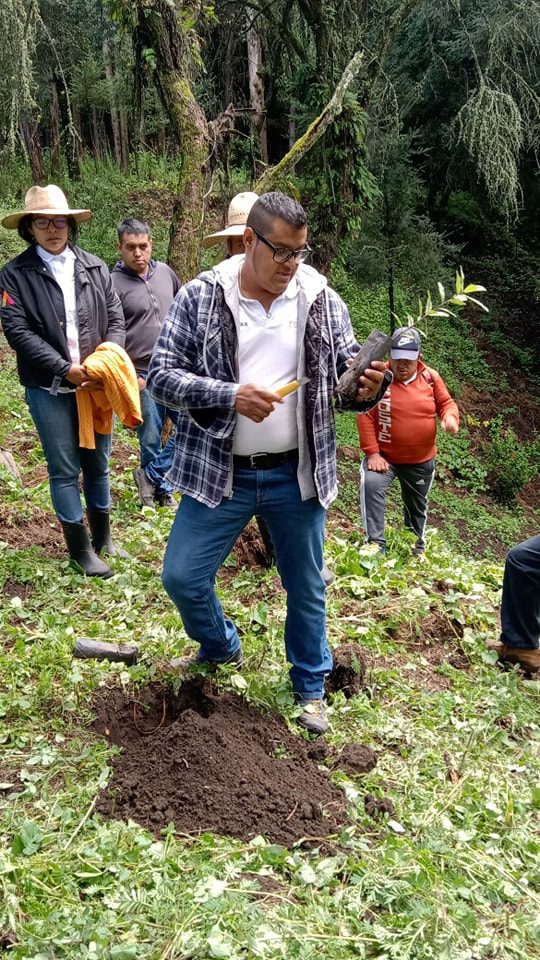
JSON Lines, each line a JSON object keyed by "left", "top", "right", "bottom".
{"left": 0, "top": 184, "right": 127, "bottom": 578}
{"left": 147, "top": 191, "right": 390, "bottom": 734}
{"left": 203, "top": 191, "right": 259, "bottom": 257}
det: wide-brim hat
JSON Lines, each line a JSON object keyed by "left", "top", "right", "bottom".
{"left": 1, "top": 184, "right": 93, "bottom": 230}
{"left": 203, "top": 191, "right": 259, "bottom": 247}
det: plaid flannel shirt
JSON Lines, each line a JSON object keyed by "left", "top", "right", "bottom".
{"left": 147, "top": 263, "right": 388, "bottom": 508}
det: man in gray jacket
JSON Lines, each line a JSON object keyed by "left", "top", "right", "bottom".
{"left": 148, "top": 192, "right": 390, "bottom": 734}
{"left": 112, "top": 218, "right": 180, "bottom": 507}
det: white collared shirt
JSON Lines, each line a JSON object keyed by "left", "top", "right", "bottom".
{"left": 37, "top": 244, "right": 79, "bottom": 364}
{"left": 232, "top": 277, "right": 299, "bottom": 455}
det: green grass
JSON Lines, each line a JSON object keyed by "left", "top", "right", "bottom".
{"left": 1, "top": 345, "right": 540, "bottom": 959}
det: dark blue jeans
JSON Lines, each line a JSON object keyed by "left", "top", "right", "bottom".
{"left": 162, "top": 460, "right": 331, "bottom": 698}
{"left": 501, "top": 535, "right": 540, "bottom": 649}
{"left": 137, "top": 383, "right": 177, "bottom": 496}
{"left": 25, "top": 387, "right": 111, "bottom": 523}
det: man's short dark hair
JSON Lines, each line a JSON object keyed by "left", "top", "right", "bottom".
{"left": 117, "top": 217, "right": 151, "bottom": 242}
{"left": 18, "top": 215, "right": 78, "bottom": 246}
{"left": 246, "top": 192, "right": 307, "bottom": 236}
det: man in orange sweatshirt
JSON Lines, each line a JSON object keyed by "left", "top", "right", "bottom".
{"left": 357, "top": 327, "right": 459, "bottom": 556}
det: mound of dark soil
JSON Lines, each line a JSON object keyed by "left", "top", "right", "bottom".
{"left": 93, "top": 677, "right": 347, "bottom": 845}
{"left": 326, "top": 643, "right": 367, "bottom": 698}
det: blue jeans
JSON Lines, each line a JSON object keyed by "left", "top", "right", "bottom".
{"left": 25, "top": 387, "right": 111, "bottom": 523}
{"left": 501, "top": 535, "right": 540, "bottom": 650}
{"left": 162, "top": 460, "right": 331, "bottom": 698}
{"left": 137, "top": 382, "right": 177, "bottom": 496}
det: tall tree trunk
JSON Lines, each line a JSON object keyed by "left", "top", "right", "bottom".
{"left": 246, "top": 13, "right": 268, "bottom": 163}
{"left": 19, "top": 117, "right": 45, "bottom": 182}
{"left": 66, "top": 100, "right": 82, "bottom": 179}
{"left": 103, "top": 39, "right": 124, "bottom": 169}
{"left": 132, "top": 0, "right": 209, "bottom": 279}
{"left": 49, "top": 80, "right": 61, "bottom": 176}
{"left": 91, "top": 107, "right": 102, "bottom": 159}
{"left": 119, "top": 108, "right": 130, "bottom": 171}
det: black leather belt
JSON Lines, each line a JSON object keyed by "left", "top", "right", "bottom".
{"left": 233, "top": 449, "right": 298, "bottom": 470}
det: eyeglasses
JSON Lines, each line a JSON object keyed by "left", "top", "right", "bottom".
{"left": 253, "top": 229, "right": 311, "bottom": 264}
{"left": 32, "top": 217, "right": 69, "bottom": 230}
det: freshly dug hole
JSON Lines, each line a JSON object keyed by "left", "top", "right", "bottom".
{"left": 93, "top": 677, "right": 348, "bottom": 845}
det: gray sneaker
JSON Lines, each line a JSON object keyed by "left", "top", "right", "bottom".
{"left": 296, "top": 698, "right": 328, "bottom": 735}
{"left": 133, "top": 467, "right": 156, "bottom": 507}
{"left": 168, "top": 647, "right": 244, "bottom": 670}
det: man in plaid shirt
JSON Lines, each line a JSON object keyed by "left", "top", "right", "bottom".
{"left": 147, "top": 192, "right": 390, "bottom": 734}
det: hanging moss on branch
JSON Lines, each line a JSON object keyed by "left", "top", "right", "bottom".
{"left": 456, "top": 82, "right": 524, "bottom": 219}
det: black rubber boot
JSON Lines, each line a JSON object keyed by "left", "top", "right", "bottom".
{"left": 87, "top": 508, "right": 130, "bottom": 559}
{"left": 61, "top": 521, "right": 114, "bottom": 578}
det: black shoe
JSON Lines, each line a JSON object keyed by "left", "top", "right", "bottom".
{"left": 87, "top": 508, "right": 130, "bottom": 559}
{"left": 168, "top": 647, "right": 243, "bottom": 670}
{"left": 155, "top": 492, "right": 177, "bottom": 509}
{"left": 61, "top": 521, "right": 113, "bottom": 578}
{"left": 133, "top": 467, "right": 156, "bottom": 507}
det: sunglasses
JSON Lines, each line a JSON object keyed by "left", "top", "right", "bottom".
{"left": 32, "top": 217, "right": 69, "bottom": 230}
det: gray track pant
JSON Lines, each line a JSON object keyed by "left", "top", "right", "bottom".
{"left": 359, "top": 457, "right": 435, "bottom": 548}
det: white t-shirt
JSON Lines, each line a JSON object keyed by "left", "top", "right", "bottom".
{"left": 37, "top": 245, "right": 79, "bottom": 364}
{"left": 232, "top": 278, "right": 300, "bottom": 455}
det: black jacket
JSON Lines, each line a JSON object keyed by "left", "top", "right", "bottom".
{"left": 0, "top": 244, "right": 125, "bottom": 388}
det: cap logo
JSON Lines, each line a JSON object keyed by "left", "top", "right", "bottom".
{"left": 397, "top": 334, "right": 416, "bottom": 347}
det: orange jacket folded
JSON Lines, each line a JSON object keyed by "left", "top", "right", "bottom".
{"left": 76, "top": 341, "right": 142, "bottom": 449}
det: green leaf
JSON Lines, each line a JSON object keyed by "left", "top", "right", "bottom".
{"left": 12, "top": 819, "right": 44, "bottom": 856}
{"left": 437, "top": 281, "right": 445, "bottom": 303}
{"left": 463, "top": 283, "right": 486, "bottom": 293}
{"left": 464, "top": 295, "right": 489, "bottom": 312}
{"left": 110, "top": 947, "right": 140, "bottom": 960}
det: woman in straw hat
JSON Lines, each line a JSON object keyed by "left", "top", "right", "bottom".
{"left": 0, "top": 184, "right": 127, "bottom": 578}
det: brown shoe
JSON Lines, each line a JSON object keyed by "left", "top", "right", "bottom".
{"left": 487, "top": 639, "right": 540, "bottom": 674}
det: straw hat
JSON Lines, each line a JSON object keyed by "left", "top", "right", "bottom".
{"left": 2, "top": 184, "right": 93, "bottom": 230}
{"left": 203, "top": 191, "right": 259, "bottom": 247}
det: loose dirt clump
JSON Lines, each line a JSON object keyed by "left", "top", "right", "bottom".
{"left": 389, "top": 612, "right": 468, "bottom": 673}
{"left": 93, "top": 677, "right": 348, "bottom": 845}
{"left": 3, "top": 579, "right": 32, "bottom": 600}
{"left": 326, "top": 643, "right": 367, "bottom": 698}
{"left": 335, "top": 744, "right": 378, "bottom": 776}
{"left": 364, "top": 794, "right": 395, "bottom": 819}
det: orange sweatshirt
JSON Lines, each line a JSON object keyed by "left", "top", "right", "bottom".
{"left": 76, "top": 341, "right": 142, "bottom": 449}
{"left": 357, "top": 360, "right": 459, "bottom": 464}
